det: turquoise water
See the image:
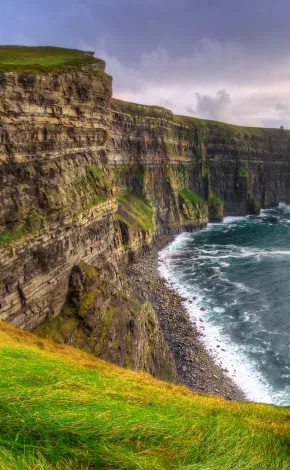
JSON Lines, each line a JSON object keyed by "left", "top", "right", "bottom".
{"left": 159, "top": 204, "right": 290, "bottom": 405}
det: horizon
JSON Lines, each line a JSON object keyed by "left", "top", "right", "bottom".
{"left": 1, "top": 44, "right": 289, "bottom": 132}
{"left": 1, "top": 1, "right": 290, "bottom": 128}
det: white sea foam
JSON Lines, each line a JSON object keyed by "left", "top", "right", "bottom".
{"left": 223, "top": 215, "right": 248, "bottom": 223}
{"left": 198, "top": 245, "right": 290, "bottom": 260}
{"left": 213, "top": 307, "right": 226, "bottom": 313}
{"left": 231, "top": 281, "right": 255, "bottom": 293}
{"left": 157, "top": 210, "right": 290, "bottom": 405}
{"left": 158, "top": 232, "right": 288, "bottom": 405}
{"left": 243, "top": 312, "right": 259, "bottom": 324}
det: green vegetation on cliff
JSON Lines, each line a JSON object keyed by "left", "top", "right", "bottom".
{"left": 0, "top": 321, "right": 290, "bottom": 470}
{"left": 72, "top": 164, "right": 110, "bottom": 213}
{"left": 112, "top": 98, "right": 290, "bottom": 138}
{"left": 114, "top": 165, "right": 145, "bottom": 195}
{"left": 238, "top": 167, "right": 249, "bottom": 179}
{"left": 35, "top": 262, "right": 176, "bottom": 382}
{"left": 208, "top": 191, "right": 223, "bottom": 208}
{"left": 117, "top": 193, "right": 154, "bottom": 231}
{"left": 178, "top": 189, "right": 208, "bottom": 226}
{"left": 0, "top": 46, "right": 100, "bottom": 72}
{"left": 111, "top": 98, "right": 174, "bottom": 120}
{"left": 208, "top": 190, "right": 224, "bottom": 220}
{"left": 174, "top": 114, "right": 290, "bottom": 138}
{"left": 179, "top": 189, "right": 202, "bottom": 204}
{"left": 0, "top": 226, "right": 27, "bottom": 246}
{"left": 248, "top": 193, "right": 261, "bottom": 215}
{"left": 0, "top": 209, "right": 45, "bottom": 247}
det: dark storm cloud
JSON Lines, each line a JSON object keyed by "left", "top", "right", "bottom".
{"left": 3, "top": 0, "right": 290, "bottom": 63}
{"left": 79, "top": 0, "right": 290, "bottom": 65}
{"left": 1, "top": 0, "right": 290, "bottom": 126}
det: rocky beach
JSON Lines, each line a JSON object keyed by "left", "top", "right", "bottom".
{"left": 128, "top": 234, "right": 245, "bottom": 401}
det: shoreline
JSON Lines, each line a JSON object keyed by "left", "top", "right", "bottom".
{"left": 127, "top": 233, "right": 246, "bottom": 401}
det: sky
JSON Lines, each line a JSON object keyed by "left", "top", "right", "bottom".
{"left": 2, "top": 0, "right": 290, "bottom": 127}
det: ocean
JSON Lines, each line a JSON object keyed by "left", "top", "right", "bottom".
{"left": 159, "top": 203, "right": 290, "bottom": 405}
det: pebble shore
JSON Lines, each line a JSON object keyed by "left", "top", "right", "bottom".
{"left": 127, "top": 234, "right": 246, "bottom": 401}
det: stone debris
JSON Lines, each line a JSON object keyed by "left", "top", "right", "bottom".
{"left": 127, "top": 234, "right": 246, "bottom": 402}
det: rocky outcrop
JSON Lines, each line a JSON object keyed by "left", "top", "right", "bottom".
{"left": 0, "top": 63, "right": 114, "bottom": 330}
{"left": 1, "top": 52, "right": 290, "bottom": 380}
{"left": 36, "top": 261, "right": 176, "bottom": 381}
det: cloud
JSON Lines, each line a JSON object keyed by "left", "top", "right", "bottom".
{"left": 275, "top": 103, "right": 290, "bottom": 113}
{"left": 195, "top": 90, "right": 232, "bottom": 123}
{"left": 86, "top": 38, "right": 290, "bottom": 128}
{"left": 79, "top": 2, "right": 290, "bottom": 128}
{"left": 1, "top": 1, "right": 290, "bottom": 128}
{"left": 186, "top": 106, "right": 196, "bottom": 116}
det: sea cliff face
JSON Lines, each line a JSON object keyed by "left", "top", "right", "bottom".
{"left": 1, "top": 56, "right": 290, "bottom": 379}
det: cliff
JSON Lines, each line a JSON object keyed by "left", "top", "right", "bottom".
{"left": 1, "top": 46, "right": 290, "bottom": 380}
{"left": 110, "top": 99, "right": 290, "bottom": 217}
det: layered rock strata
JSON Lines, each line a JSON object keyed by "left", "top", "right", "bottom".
{"left": 1, "top": 55, "right": 290, "bottom": 379}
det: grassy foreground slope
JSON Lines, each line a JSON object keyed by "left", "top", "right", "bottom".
{"left": 0, "top": 322, "right": 289, "bottom": 470}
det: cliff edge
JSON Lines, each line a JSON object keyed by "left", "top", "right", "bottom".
{"left": 1, "top": 46, "right": 290, "bottom": 381}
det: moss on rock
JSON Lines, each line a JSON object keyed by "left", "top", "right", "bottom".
{"left": 178, "top": 189, "right": 209, "bottom": 226}
{"left": 179, "top": 189, "right": 202, "bottom": 204}
{"left": 0, "top": 226, "right": 27, "bottom": 246}
{"left": 248, "top": 194, "right": 261, "bottom": 215}
{"left": 114, "top": 165, "right": 145, "bottom": 195}
{"left": 208, "top": 190, "right": 224, "bottom": 221}
{"left": 78, "top": 291, "right": 97, "bottom": 318}
{"left": 117, "top": 193, "right": 154, "bottom": 232}
{"left": 238, "top": 167, "right": 248, "bottom": 179}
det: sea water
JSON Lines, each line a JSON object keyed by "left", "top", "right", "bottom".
{"left": 159, "top": 204, "right": 290, "bottom": 405}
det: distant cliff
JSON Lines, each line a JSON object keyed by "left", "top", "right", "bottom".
{"left": 1, "top": 47, "right": 290, "bottom": 380}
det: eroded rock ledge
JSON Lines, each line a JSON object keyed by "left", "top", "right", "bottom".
{"left": 1, "top": 51, "right": 290, "bottom": 381}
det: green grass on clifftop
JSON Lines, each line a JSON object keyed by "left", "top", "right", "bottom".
{"left": 0, "top": 46, "right": 100, "bottom": 72}
{"left": 112, "top": 98, "right": 290, "bottom": 138}
{"left": 111, "top": 98, "right": 174, "bottom": 120}
{"left": 174, "top": 114, "right": 290, "bottom": 138}
{"left": 0, "top": 321, "right": 290, "bottom": 470}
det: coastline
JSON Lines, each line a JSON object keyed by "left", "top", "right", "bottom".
{"left": 127, "top": 233, "right": 246, "bottom": 401}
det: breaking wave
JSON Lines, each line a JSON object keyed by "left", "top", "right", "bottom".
{"left": 158, "top": 205, "right": 290, "bottom": 405}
